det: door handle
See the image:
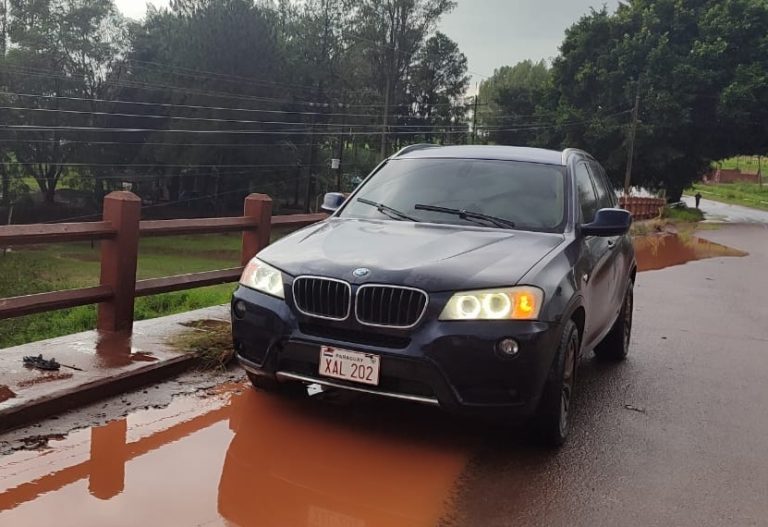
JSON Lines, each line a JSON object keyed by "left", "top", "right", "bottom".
{"left": 607, "top": 239, "right": 616, "bottom": 250}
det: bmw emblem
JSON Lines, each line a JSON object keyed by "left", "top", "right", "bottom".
{"left": 353, "top": 268, "right": 371, "bottom": 279}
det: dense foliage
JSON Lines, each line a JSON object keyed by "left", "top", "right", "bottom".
{"left": 479, "top": 0, "right": 768, "bottom": 201}
{"left": 0, "top": 0, "right": 467, "bottom": 217}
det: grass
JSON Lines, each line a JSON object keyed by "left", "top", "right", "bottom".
{"left": 0, "top": 233, "right": 243, "bottom": 349}
{"left": 171, "top": 319, "right": 234, "bottom": 370}
{"left": 691, "top": 182, "right": 768, "bottom": 212}
{"left": 717, "top": 156, "right": 768, "bottom": 174}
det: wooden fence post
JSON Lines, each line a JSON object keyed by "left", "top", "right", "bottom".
{"left": 242, "top": 194, "right": 273, "bottom": 266}
{"left": 97, "top": 192, "right": 141, "bottom": 332}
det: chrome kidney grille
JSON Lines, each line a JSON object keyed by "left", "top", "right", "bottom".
{"left": 292, "top": 277, "right": 351, "bottom": 320}
{"left": 355, "top": 285, "right": 428, "bottom": 328}
{"left": 292, "top": 278, "right": 429, "bottom": 328}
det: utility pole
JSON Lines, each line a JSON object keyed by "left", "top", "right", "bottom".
{"left": 471, "top": 85, "right": 479, "bottom": 145}
{"left": 335, "top": 128, "right": 344, "bottom": 192}
{"left": 380, "top": 74, "right": 391, "bottom": 160}
{"left": 623, "top": 83, "right": 641, "bottom": 196}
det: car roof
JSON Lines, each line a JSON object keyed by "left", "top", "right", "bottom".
{"left": 393, "top": 145, "right": 575, "bottom": 166}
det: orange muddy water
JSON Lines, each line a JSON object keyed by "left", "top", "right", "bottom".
{"left": 0, "top": 384, "right": 471, "bottom": 527}
{"left": 634, "top": 233, "right": 746, "bottom": 272}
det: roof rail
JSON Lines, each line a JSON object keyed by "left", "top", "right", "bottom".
{"left": 392, "top": 144, "right": 442, "bottom": 157}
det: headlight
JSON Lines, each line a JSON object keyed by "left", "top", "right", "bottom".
{"left": 439, "top": 287, "right": 543, "bottom": 321}
{"left": 239, "top": 259, "right": 285, "bottom": 299}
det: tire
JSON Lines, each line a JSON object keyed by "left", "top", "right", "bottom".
{"left": 532, "top": 319, "right": 579, "bottom": 447}
{"left": 246, "top": 371, "right": 306, "bottom": 396}
{"left": 594, "top": 281, "right": 634, "bottom": 361}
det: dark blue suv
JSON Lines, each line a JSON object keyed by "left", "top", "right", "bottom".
{"left": 231, "top": 145, "right": 635, "bottom": 446}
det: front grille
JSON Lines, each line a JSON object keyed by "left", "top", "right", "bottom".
{"left": 292, "top": 277, "right": 351, "bottom": 320}
{"left": 355, "top": 285, "right": 428, "bottom": 328}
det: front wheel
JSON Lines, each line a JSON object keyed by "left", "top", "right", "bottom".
{"left": 532, "top": 319, "right": 579, "bottom": 447}
{"left": 594, "top": 281, "right": 634, "bottom": 361}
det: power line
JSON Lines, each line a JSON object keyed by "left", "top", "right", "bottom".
{"left": 0, "top": 104, "right": 472, "bottom": 130}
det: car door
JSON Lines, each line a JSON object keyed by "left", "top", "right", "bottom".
{"left": 588, "top": 160, "right": 627, "bottom": 319}
{"left": 573, "top": 161, "right": 613, "bottom": 347}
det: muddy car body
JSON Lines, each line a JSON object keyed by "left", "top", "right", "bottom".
{"left": 232, "top": 145, "right": 636, "bottom": 445}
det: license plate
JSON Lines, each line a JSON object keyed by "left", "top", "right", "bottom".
{"left": 319, "top": 346, "right": 381, "bottom": 386}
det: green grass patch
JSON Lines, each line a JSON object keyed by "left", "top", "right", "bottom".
{"left": 691, "top": 182, "right": 768, "bottom": 212}
{"left": 661, "top": 204, "right": 705, "bottom": 222}
{"left": 0, "top": 233, "right": 242, "bottom": 348}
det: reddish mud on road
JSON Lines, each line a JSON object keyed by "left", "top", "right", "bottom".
{"left": 2, "top": 224, "right": 768, "bottom": 527}
{"left": 0, "top": 384, "right": 471, "bottom": 527}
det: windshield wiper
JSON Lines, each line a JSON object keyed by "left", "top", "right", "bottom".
{"left": 357, "top": 197, "right": 420, "bottom": 222}
{"left": 414, "top": 204, "right": 516, "bottom": 229}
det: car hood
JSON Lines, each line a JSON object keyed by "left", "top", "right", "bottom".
{"left": 259, "top": 218, "right": 565, "bottom": 291}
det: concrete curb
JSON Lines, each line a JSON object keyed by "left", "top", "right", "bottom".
{"left": 0, "top": 354, "right": 195, "bottom": 432}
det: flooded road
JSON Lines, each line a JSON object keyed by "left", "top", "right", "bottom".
{"left": 0, "top": 384, "right": 471, "bottom": 527}
{"left": 3, "top": 225, "right": 768, "bottom": 527}
{"left": 634, "top": 233, "right": 746, "bottom": 272}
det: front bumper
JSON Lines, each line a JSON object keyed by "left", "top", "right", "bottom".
{"left": 231, "top": 285, "right": 562, "bottom": 419}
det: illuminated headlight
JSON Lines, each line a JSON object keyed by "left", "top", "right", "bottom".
{"left": 239, "top": 259, "right": 285, "bottom": 299}
{"left": 439, "top": 287, "right": 543, "bottom": 321}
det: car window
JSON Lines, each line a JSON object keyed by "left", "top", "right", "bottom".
{"left": 588, "top": 161, "right": 616, "bottom": 209}
{"left": 339, "top": 158, "right": 567, "bottom": 232}
{"left": 574, "top": 162, "right": 598, "bottom": 223}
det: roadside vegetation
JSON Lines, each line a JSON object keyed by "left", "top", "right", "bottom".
{"left": 631, "top": 204, "right": 705, "bottom": 237}
{"left": 0, "top": 235, "right": 242, "bottom": 348}
{"left": 691, "top": 182, "right": 768, "bottom": 212}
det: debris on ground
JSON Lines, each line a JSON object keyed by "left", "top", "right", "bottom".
{"left": 23, "top": 354, "right": 61, "bottom": 371}
{"left": 623, "top": 404, "right": 647, "bottom": 414}
{"left": 20, "top": 434, "right": 67, "bottom": 450}
{"left": 17, "top": 372, "right": 74, "bottom": 388}
{"left": 171, "top": 319, "right": 234, "bottom": 370}
{"left": 0, "top": 385, "right": 16, "bottom": 403}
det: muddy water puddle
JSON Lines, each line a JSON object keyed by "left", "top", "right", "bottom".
{"left": 634, "top": 234, "right": 747, "bottom": 272}
{"left": 0, "top": 384, "right": 471, "bottom": 527}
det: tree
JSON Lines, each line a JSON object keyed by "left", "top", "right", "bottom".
{"left": 546, "top": 0, "right": 768, "bottom": 201}
{"left": 350, "top": 0, "right": 457, "bottom": 158}
{"left": 407, "top": 31, "right": 469, "bottom": 142}
{"left": 477, "top": 60, "right": 551, "bottom": 146}
{"left": 1, "top": 0, "right": 125, "bottom": 204}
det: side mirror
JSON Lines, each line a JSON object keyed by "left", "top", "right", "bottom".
{"left": 581, "top": 208, "right": 632, "bottom": 237}
{"left": 321, "top": 192, "right": 346, "bottom": 213}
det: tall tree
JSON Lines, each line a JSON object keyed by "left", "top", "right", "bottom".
{"left": 477, "top": 60, "right": 551, "bottom": 146}
{"left": 407, "top": 31, "right": 469, "bottom": 142}
{"left": 350, "top": 0, "right": 456, "bottom": 158}
{"left": 2, "top": 0, "right": 125, "bottom": 204}
{"left": 546, "top": 0, "right": 768, "bottom": 200}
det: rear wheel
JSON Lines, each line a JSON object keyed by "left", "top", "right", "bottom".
{"left": 246, "top": 371, "right": 305, "bottom": 396}
{"left": 532, "top": 319, "right": 578, "bottom": 447}
{"left": 594, "top": 281, "right": 634, "bottom": 361}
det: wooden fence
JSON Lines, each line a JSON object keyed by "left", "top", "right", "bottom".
{"left": 619, "top": 196, "right": 666, "bottom": 220}
{"left": 0, "top": 192, "right": 325, "bottom": 332}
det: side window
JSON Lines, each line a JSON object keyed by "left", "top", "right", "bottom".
{"left": 589, "top": 161, "right": 616, "bottom": 209}
{"left": 574, "top": 162, "right": 598, "bottom": 223}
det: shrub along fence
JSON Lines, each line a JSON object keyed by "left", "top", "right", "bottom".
{"left": 0, "top": 192, "right": 324, "bottom": 333}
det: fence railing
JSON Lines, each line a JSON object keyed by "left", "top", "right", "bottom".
{"left": 619, "top": 196, "right": 666, "bottom": 220}
{"left": 0, "top": 192, "right": 325, "bottom": 332}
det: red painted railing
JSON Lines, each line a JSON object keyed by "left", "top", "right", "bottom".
{"left": 0, "top": 192, "right": 325, "bottom": 332}
{"left": 619, "top": 196, "right": 666, "bottom": 220}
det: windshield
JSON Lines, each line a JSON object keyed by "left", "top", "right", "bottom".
{"left": 339, "top": 158, "right": 567, "bottom": 232}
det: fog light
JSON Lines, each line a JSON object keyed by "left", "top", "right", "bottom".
{"left": 497, "top": 338, "right": 519, "bottom": 357}
{"left": 233, "top": 300, "right": 247, "bottom": 319}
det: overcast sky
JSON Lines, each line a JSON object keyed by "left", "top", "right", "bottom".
{"left": 115, "top": 0, "right": 621, "bottom": 89}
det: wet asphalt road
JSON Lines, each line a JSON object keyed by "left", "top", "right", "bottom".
{"left": 2, "top": 224, "right": 768, "bottom": 527}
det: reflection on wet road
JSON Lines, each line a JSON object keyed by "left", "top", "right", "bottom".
{"left": 0, "top": 385, "right": 471, "bottom": 527}
{"left": 634, "top": 233, "right": 746, "bottom": 272}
